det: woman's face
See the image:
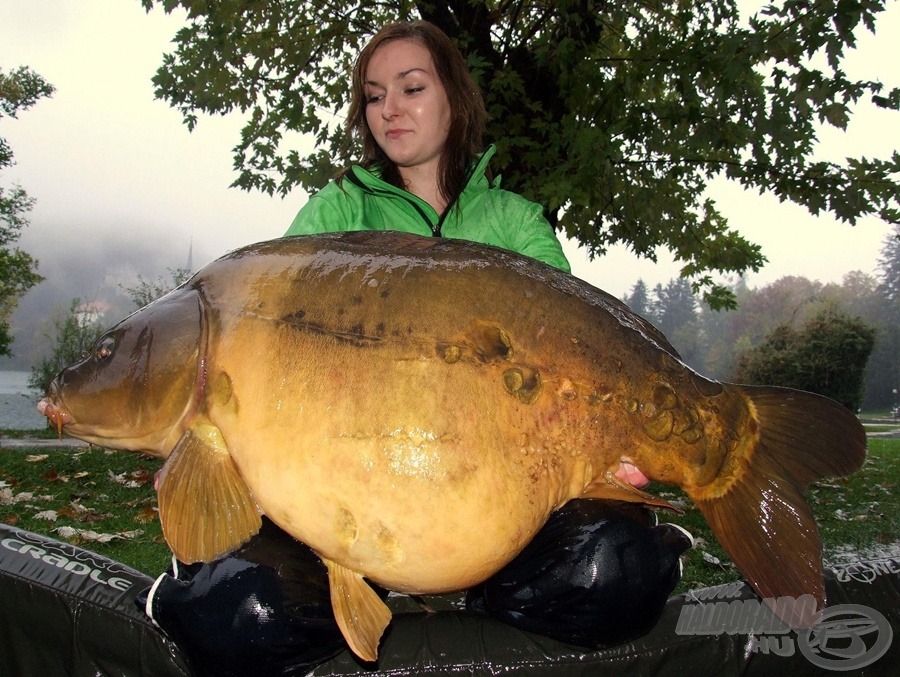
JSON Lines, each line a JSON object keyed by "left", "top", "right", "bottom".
{"left": 364, "top": 39, "right": 452, "bottom": 177}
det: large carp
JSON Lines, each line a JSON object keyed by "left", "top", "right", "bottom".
{"left": 39, "top": 232, "right": 865, "bottom": 660}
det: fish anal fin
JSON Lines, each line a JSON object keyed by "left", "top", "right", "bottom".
{"left": 157, "top": 422, "right": 261, "bottom": 563}
{"left": 325, "top": 558, "right": 391, "bottom": 662}
{"left": 688, "top": 385, "right": 866, "bottom": 628}
{"left": 581, "top": 476, "right": 683, "bottom": 513}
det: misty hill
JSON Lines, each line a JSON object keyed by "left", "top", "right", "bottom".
{"left": 1, "top": 227, "right": 200, "bottom": 371}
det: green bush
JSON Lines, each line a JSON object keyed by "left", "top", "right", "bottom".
{"left": 734, "top": 307, "right": 876, "bottom": 411}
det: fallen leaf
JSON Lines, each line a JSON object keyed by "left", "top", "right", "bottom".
{"left": 25, "top": 455, "right": 48, "bottom": 462}
{"left": 135, "top": 507, "right": 158, "bottom": 523}
{"left": 43, "top": 469, "right": 70, "bottom": 483}
{"left": 834, "top": 509, "right": 866, "bottom": 521}
{"left": 129, "top": 469, "right": 155, "bottom": 485}
{"left": 701, "top": 551, "right": 732, "bottom": 568}
{"left": 58, "top": 505, "right": 80, "bottom": 519}
{"left": 3, "top": 515, "right": 19, "bottom": 526}
{"left": 1, "top": 489, "right": 35, "bottom": 505}
{"left": 34, "top": 510, "right": 58, "bottom": 521}
{"left": 78, "top": 510, "right": 110, "bottom": 523}
{"left": 53, "top": 526, "right": 144, "bottom": 543}
{"left": 107, "top": 470, "right": 143, "bottom": 488}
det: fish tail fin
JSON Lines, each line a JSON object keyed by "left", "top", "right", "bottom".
{"left": 688, "top": 385, "right": 866, "bottom": 626}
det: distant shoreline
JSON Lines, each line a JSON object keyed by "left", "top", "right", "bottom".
{"left": 0, "top": 370, "right": 46, "bottom": 430}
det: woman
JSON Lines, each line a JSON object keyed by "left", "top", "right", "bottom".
{"left": 285, "top": 21, "right": 570, "bottom": 272}
{"left": 282, "top": 17, "right": 688, "bottom": 645}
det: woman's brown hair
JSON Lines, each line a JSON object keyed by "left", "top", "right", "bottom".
{"left": 345, "top": 21, "right": 487, "bottom": 207}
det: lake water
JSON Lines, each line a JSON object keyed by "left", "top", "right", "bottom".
{"left": 0, "top": 371, "right": 47, "bottom": 430}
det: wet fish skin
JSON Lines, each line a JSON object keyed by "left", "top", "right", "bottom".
{"left": 38, "top": 231, "right": 866, "bottom": 661}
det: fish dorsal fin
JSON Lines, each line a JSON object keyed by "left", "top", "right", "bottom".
{"left": 580, "top": 476, "right": 683, "bottom": 513}
{"left": 325, "top": 558, "right": 392, "bottom": 662}
{"left": 157, "top": 422, "right": 261, "bottom": 563}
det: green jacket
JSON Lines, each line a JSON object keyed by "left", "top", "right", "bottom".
{"left": 284, "top": 146, "right": 570, "bottom": 272}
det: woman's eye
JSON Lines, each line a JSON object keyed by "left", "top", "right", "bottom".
{"left": 366, "top": 94, "right": 383, "bottom": 104}
{"left": 405, "top": 86, "right": 423, "bottom": 95}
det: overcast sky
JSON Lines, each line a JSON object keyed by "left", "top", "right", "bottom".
{"left": 1, "top": 0, "right": 898, "bottom": 310}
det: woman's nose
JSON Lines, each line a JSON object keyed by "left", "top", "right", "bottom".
{"left": 381, "top": 91, "right": 401, "bottom": 119}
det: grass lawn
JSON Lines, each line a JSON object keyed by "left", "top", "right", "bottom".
{"left": 1, "top": 445, "right": 169, "bottom": 573}
{"left": 1, "top": 435, "right": 897, "bottom": 589}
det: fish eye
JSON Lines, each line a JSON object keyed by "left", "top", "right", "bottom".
{"left": 95, "top": 336, "right": 115, "bottom": 361}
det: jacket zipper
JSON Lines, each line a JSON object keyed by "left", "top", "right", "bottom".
{"left": 346, "top": 169, "right": 439, "bottom": 236}
{"left": 434, "top": 160, "right": 481, "bottom": 237}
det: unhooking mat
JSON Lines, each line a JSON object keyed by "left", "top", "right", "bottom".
{"left": 1, "top": 523, "right": 897, "bottom": 676}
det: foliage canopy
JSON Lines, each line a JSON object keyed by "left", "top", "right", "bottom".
{"left": 1, "top": 66, "right": 52, "bottom": 357}
{"left": 141, "top": 0, "right": 899, "bottom": 307}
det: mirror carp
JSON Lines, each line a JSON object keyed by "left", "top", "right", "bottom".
{"left": 38, "top": 231, "right": 866, "bottom": 661}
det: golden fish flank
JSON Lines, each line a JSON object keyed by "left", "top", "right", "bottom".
{"left": 38, "top": 231, "right": 866, "bottom": 662}
{"left": 341, "top": 426, "right": 466, "bottom": 481}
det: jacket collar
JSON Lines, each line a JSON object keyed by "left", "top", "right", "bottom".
{"left": 349, "top": 144, "right": 499, "bottom": 197}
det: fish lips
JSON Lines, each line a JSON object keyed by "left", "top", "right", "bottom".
{"left": 37, "top": 396, "right": 74, "bottom": 436}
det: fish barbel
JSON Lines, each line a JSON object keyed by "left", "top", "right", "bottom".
{"left": 38, "top": 231, "right": 866, "bottom": 660}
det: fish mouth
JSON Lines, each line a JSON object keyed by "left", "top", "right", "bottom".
{"left": 37, "top": 397, "right": 73, "bottom": 437}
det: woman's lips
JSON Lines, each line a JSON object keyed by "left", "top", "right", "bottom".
{"left": 386, "top": 129, "right": 411, "bottom": 139}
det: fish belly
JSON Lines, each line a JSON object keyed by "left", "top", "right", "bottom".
{"left": 215, "top": 333, "right": 592, "bottom": 593}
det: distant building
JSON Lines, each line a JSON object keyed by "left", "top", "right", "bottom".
{"left": 74, "top": 301, "right": 110, "bottom": 327}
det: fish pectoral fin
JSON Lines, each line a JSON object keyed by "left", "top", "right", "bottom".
{"left": 580, "top": 476, "right": 683, "bottom": 514}
{"left": 157, "top": 423, "right": 261, "bottom": 564}
{"left": 324, "top": 558, "right": 391, "bottom": 662}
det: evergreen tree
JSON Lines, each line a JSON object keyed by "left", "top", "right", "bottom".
{"left": 624, "top": 279, "right": 651, "bottom": 319}
{"left": 653, "top": 278, "right": 701, "bottom": 365}
{"left": 866, "top": 225, "right": 900, "bottom": 409}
